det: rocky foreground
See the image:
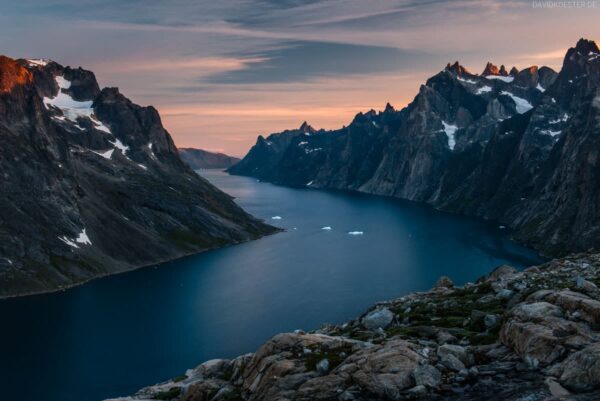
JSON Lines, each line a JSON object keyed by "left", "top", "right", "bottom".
{"left": 113, "top": 252, "right": 600, "bottom": 401}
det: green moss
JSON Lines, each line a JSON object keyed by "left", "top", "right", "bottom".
{"left": 304, "top": 343, "right": 354, "bottom": 371}
{"left": 172, "top": 374, "right": 187, "bottom": 383}
{"left": 153, "top": 387, "right": 181, "bottom": 400}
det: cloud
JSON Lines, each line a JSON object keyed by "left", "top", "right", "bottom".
{"left": 208, "top": 41, "right": 433, "bottom": 84}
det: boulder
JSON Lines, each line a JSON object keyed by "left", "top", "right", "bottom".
{"left": 413, "top": 364, "right": 442, "bottom": 388}
{"left": 434, "top": 276, "right": 454, "bottom": 289}
{"left": 362, "top": 307, "right": 394, "bottom": 330}
{"left": 559, "top": 343, "right": 600, "bottom": 391}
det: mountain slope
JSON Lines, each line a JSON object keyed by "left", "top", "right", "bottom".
{"left": 178, "top": 148, "right": 240, "bottom": 169}
{"left": 0, "top": 56, "right": 275, "bottom": 298}
{"left": 229, "top": 39, "right": 600, "bottom": 257}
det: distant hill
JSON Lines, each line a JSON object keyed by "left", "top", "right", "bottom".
{"left": 179, "top": 148, "right": 240, "bottom": 169}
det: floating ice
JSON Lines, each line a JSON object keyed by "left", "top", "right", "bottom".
{"left": 271, "top": 216, "right": 282, "bottom": 220}
{"left": 321, "top": 226, "right": 332, "bottom": 230}
{"left": 348, "top": 231, "right": 364, "bottom": 235}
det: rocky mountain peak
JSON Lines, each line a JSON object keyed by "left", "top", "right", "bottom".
{"left": 481, "top": 62, "right": 500, "bottom": 76}
{"left": 509, "top": 66, "right": 520, "bottom": 76}
{"left": 574, "top": 38, "right": 599, "bottom": 54}
{"left": 384, "top": 102, "right": 395, "bottom": 113}
{"left": 445, "top": 61, "right": 471, "bottom": 75}
{"left": 0, "top": 55, "right": 32, "bottom": 93}
{"left": 499, "top": 64, "right": 509, "bottom": 76}
{"left": 299, "top": 121, "right": 316, "bottom": 134}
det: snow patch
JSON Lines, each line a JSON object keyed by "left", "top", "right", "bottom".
{"left": 298, "top": 141, "right": 308, "bottom": 146}
{"left": 137, "top": 164, "right": 148, "bottom": 170}
{"left": 536, "top": 83, "right": 546, "bottom": 92}
{"left": 43, "top": 76, "right": 111, "bottom": 133}
{"left": 59, "top": 228, "right": 91, "bottom": 248}
{"left": 540, "top": 129, "right": 562, "bottom": 137}
{"left": 92, "top": 149, "right": 114, "bottom": 159}
{"left": 27, "top": 58, "right": 49, "bottom": 67}
{"left": 549, "top": 114, "right": 569, "bottom": 124}
{"left": 76, "top": 229, "right": 92, "bottom": 245}
{"left": 111, "top": 138, "right": 129, "bottom": 154}
{"left": 348, "top": 231, "right": 364, "bottom": 235}
{"left": 476, "top": 86, "right": 492, "bottom": 95}
{"left": 305, "top": 148, "right": 322, "bottom": 154}
{"left": 500, "top": 91, "right": 533, "bottom": 114}
{"left": 485, "top": 75, "right": 514, "bottom": 83}
{"left": 442, "top": 121, "right": 458, "bottom": 150}
{"left": 306, "top": 181, "right": 314, "bottom": 186}
{"left": 457, "top": 77, "right": 477, "bottom": 85}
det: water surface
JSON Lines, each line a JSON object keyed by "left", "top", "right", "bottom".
{"left": 0, "top": 170, "right": 545, "bottom": 401}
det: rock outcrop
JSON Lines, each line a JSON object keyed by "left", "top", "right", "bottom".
{"left": 112, "top": 253, "right": 600, "bottom": 401}
{"left": 178, "top": 148, "right": 240, "bottom": 170}
{"left": 228, "top": 38, "right": 600, "bottom": 258}
{"left": 0, "top": 57, "right": 275, "bottom": 298}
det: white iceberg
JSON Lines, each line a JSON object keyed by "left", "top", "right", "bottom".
{"left": 348, "top": 231, "right": 364, "bottom": 235}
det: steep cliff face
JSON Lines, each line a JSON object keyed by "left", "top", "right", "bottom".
{"left": 229, "top": 39, "right": 600, "bottom": 257}
{"left": 178, "top": 148, "right": 240, "bottom": 169}
{"left": 0, "top": 57, "right": 275, "bottom": 298}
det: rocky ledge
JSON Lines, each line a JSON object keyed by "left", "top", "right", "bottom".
{"left": 111, "top": 253, "right": 600, "bottom": 401}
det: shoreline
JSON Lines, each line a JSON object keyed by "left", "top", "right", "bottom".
{"left": 115, "top": 251, "right": 600, "bottom": 401}
{"left": 0, "top": 228, "right": 282, "bottom": 301}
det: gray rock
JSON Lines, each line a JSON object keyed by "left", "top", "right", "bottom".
{"left": 484, "top": 314, "right": 499, "bottom": 328}
{"left": 437, "top": 344, "right": 472, "bottom": 366}
{"left": 413, "top": 364, "right": 442, "bottom": 388}
{"left": 362, "top": 307, "right": 394, "bottom": 330}
{"left": 434, "top": 276, "right": 454, "bottom": 289}
{"left": 316, "top": 358, "right": 330, "bottom": 374}
{"left": 559, "top": 343, "right": 600, "bottom": 391}
{"left": 440, "top": 353, "right": 466, "bottom": 372}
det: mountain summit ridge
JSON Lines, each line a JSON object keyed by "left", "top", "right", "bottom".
{"left": 0, "top": 55, "right": 275, "bottom": 298}
{"left": 229, "top": 38, "right": 600, "bottom": 257}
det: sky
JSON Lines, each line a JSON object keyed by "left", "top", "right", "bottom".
{"left": 1, "top": 0, "right": 599, "bottom": 156}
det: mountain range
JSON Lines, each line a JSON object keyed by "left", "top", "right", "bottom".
{"left": 0, "top": 56, "right": 274, "bottom": 298}
{"left": 178, "top": 148, "right": 240, "bottom": 169}
{"left": 229, "top": 38, "right": 600, "bottom": 258}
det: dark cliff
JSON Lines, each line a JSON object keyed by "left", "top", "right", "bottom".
{"left": 229, "top": 39, "right": 600, "bottom": 258}
{"left": 0, "top": 57, "right": 275, "bottom": 298}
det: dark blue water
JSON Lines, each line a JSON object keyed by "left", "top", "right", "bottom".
{"left": 0, "top": 170, "right": 545, "bottom": 401}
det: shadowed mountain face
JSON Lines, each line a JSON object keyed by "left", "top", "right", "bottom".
{"left": 229, "top": 39, "right": 600, "bottom": 258}
{"left": 178, "top": 148, "right": 240, "bottom": 169}
{"left": 0, "top": 56, "right": 275, "bottom": 298}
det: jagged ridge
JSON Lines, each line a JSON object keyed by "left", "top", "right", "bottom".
{"left": 229, "top": 38, "right": 600, "bottom": 257}
{"left": 0, "top": 56, "right": 276, "bottom": 298}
